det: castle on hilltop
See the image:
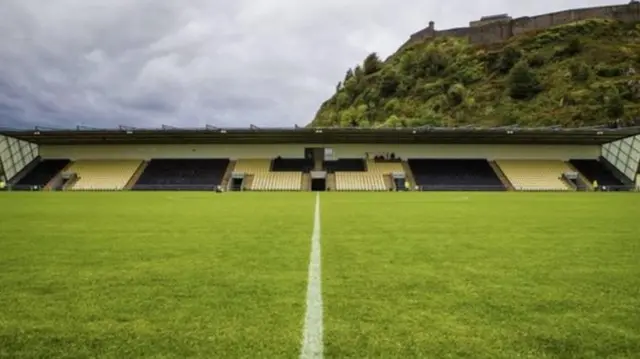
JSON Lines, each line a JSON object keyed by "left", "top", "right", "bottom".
{"left": 405, "top": 1, "right": 640, "bottom": 46}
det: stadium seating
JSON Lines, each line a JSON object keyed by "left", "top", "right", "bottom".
{"left": 366, "top": 160, "right": 404, "bottom": 174}
{"left": 335, "top": 172, "right": 386, "bottom": 191}
{"left": 133, "top": 159, "right": 229, "bottom": 190}
{"left": 496, "top": 160, "right": 572, "bottom": 191}
{"left": 271, "top": 157, "right": 313, "bottom": 172}
{"left": 324, "top": 159, "right": 366, "bottom": 172}
{"left": 408, "top": 159, "right": 505, "bottom": 191}
{"left": 570, "top": 159, "right": 625, "bottom": 188}
{"left": 67, "top": 160, "right": 142, "bottom": 190}
{"left": 234, "top": 159, "right": 301, "bottom": 190}
{"left": 14, "top": 159, "right": 70, "bottom": 189}
{"left": 233, "top": 159, "right": 271, "bottom": 173}
{"left": 253, "top": 172, "right": 302, "bottom": 191}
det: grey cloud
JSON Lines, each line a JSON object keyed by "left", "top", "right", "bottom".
{"left": 0, "top": 0, "right": 627, "bottom": 129}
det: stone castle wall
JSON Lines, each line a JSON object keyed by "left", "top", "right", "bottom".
{"left": 405, "top": 2, "right": 640, "bottom": 46}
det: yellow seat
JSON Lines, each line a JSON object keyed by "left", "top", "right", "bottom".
{"left": 335, "top": 172, "right": 386, "bottom": 191}
{"left": 496, "top": 160, "right": 573, "bottom": 191}
{"left": 253, "top": 172, "right": 302, "bottom": 191}
{"left": 367, "top": 160, "right": 404, "bottom": 174}
{"left": 68, "top": 160, "right": 142, "bottom": 190}
{"left": 234, "top": 159, "right": 301, "bottom": 190}
{"left": 233, "top": 159, "right": 271, "bottom": 174}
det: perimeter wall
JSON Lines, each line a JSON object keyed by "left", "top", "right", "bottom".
{"left": 406, "top": 2, "right": 640, "bottom": 46}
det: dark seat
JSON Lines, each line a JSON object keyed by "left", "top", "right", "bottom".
{"left": 570, "top": 159, "right": 624, "bottom": 187}
{"left": 324, "top": 158, "right": 365, "bottom": 172}
{"left": 271, "top": 158, "right": 313, "bottom": 172}
{"left": 133, "top": 159, "right": 229, "bottom": 190}
{"left": 14, "top": 159, "right": 70, "bottom": 189}
{"left": 408, "top": 159, "right": 505, "bottom": 191}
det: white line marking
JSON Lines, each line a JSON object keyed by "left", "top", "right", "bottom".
{"left": 300, "top": 192, "right": 323, "bottom": 359}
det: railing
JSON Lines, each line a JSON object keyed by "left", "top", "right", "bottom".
{"left": 593, "top": 184, "right": 635, "bottom": 192}
{"left": 7, "top": 184, "right": 43, "bottom": 191}
{"left": 416, "top": 184, "right": 638, "bottom": 192}
{"left": 2, "top": 183, "right": 637, "bottom": 192}
{"left": 132, "top": 184, "right": 221, "bottom": 191}
{"left": 417, "top": 184, "right": 506, "bottom": 191}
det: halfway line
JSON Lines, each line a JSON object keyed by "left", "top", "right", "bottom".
{"left": 300, "top": 192, "right": 323, "bottom": 359}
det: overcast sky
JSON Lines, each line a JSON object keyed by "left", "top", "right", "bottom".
{"left": 0, "top": 0, "right": 623, "bottom": 129}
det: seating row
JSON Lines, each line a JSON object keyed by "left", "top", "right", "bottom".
{"left": 334, "top": 172, "right": 386, "bottom": 191}
{"left": 8, "top": 157, "right": 628, "bottom": 191}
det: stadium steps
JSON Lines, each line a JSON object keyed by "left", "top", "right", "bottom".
{"left": 47, "top": 172, "right": 77, "bottom": 191}
{"left": 401, "top": 161, "right": 415, "bottom": 190}
{"left": 564, "top": 161, "right": 592, "bottom": 191}
{"left": 327, "top": 173, "right": 336, "bottom": 191}
{"left": 125, "top": 161, "right": 149, "bottom": 189}
{"left": 62, "top": 173, "right": 80, "bottom": 190}
{"left": 220, "top": 160, "right": 236, "bottom": 190}
{"left": 301, "top": 173, "right": 311, "bottom": 191}
{"left": 244, "top": 174, "right": 255, "bottom": 190}
{"left": 314, "top": 158, "right": 323, "bottom": 171}
{"left": 560, "top": 174, "right": 577, "bottom": 190}
{"left": 44, "top": 161, "right": 74, "bottom": 191}
{"left": 489, "top": 161, "right": 515, "bottom": 191}
{"left": 383, "top": 174, "right": 394, "bottom": 190}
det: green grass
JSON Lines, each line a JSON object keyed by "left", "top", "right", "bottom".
{"left": 0, "top": 192, "right": 314, "bottom": 359}
{"left": 1, "top": 191, "right": 639, "bottom": 358}
{"left": 322, "top": 192, "right": 640, "bottom": 358}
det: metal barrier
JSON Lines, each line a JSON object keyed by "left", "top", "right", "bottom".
{"left": 416, "top": 184, "right": 637, "bottom": 192}
{"left": 7, "top": 185, "right": 43, "bottom": 191}
{"left": 593, "top": 185, "right": 635, "bottom": 192}
{"left": 417, "top": 185, "right": 506, "bottom": 191}
{"left": 131, "top": 184, "right": 220, "bottom": 191}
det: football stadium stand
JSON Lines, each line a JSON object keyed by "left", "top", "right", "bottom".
{"left": 323, "top": 158, "right": 379, "bottom": 191}
{"left": 13, "top": 159, "right": 70, "bottom": 189}
{"left": 233, "top": 159, "right": 271, "bottom": 173}
{"left": 496, "top": 160, "right": 572, "bottom": 191}
{"left": 324, "top": 158, "right": 366, "bottom": 172}
{"left": 366, "top": 159, "right": 404, "bottom": 174}
{"left": 133, "top": 159, "right": 229, "bottom": 190}
{"left": 569, "top": 159, "right": 626, "bottom": 189}
{"left": 272, "top": 157, "right": 313, "bottom": 172}
{"left": 408, "top": 159, "right": 505, "bottom": 191}
{"left": 67, "top": 160, "right": 142, "bottom": 190}
{"left": 334, "top": 172, "right": 386, "bottom": 191}
{"left": 1, "top": 126, "right": 638, "bottom": 192}
{"left": 233, "top": 159, "right": 302, "bottom": 190}
{"left": 330, "top": 160, "right": 405, "bottom": 191}
{"left": 253, "top": 172, "right": 302, "bottom": 191}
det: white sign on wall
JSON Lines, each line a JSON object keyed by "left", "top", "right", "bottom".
{"left": 324, "top": 148, "right": 333, "bottom": 160}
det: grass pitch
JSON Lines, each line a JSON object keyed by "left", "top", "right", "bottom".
{"left": 0, "top": 192, "right": 314, "bottom": 358}
{"left": 1, "top": 191, "right": 639, "bottom": 358}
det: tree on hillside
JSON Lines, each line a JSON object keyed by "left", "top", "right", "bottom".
{"left": 606, "top": 92, "right": 625, "bottom": 119}
{"left": 508, "top": 61, "right": 542, "bottom": 100}
{"left": 569, "top": 61, "right": 591, "bottom": 82}
{"left": 378, "top": 71, "right": 400, "bottom": 97}
{"left": 363, "top": 53, "right": 382, "bottom": 75}
{"left": 354, "top": 65, "right": 364, "bottom": 78}
{"left": 497, "top": 47, "right": 522, "bottom": 73}
{"left": 310, "top": 19, "right": 640, "bottom": 129}
{"left": 344, "top": 68, "right": 354, "bottom": 82}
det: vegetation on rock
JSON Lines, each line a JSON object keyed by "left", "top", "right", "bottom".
{"left": 311, "top": 19, "right": 640, "bottom": 128}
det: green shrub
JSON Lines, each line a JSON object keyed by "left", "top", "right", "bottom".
{"left": 508, "top": 61, "right": 542, "bottom": 100}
